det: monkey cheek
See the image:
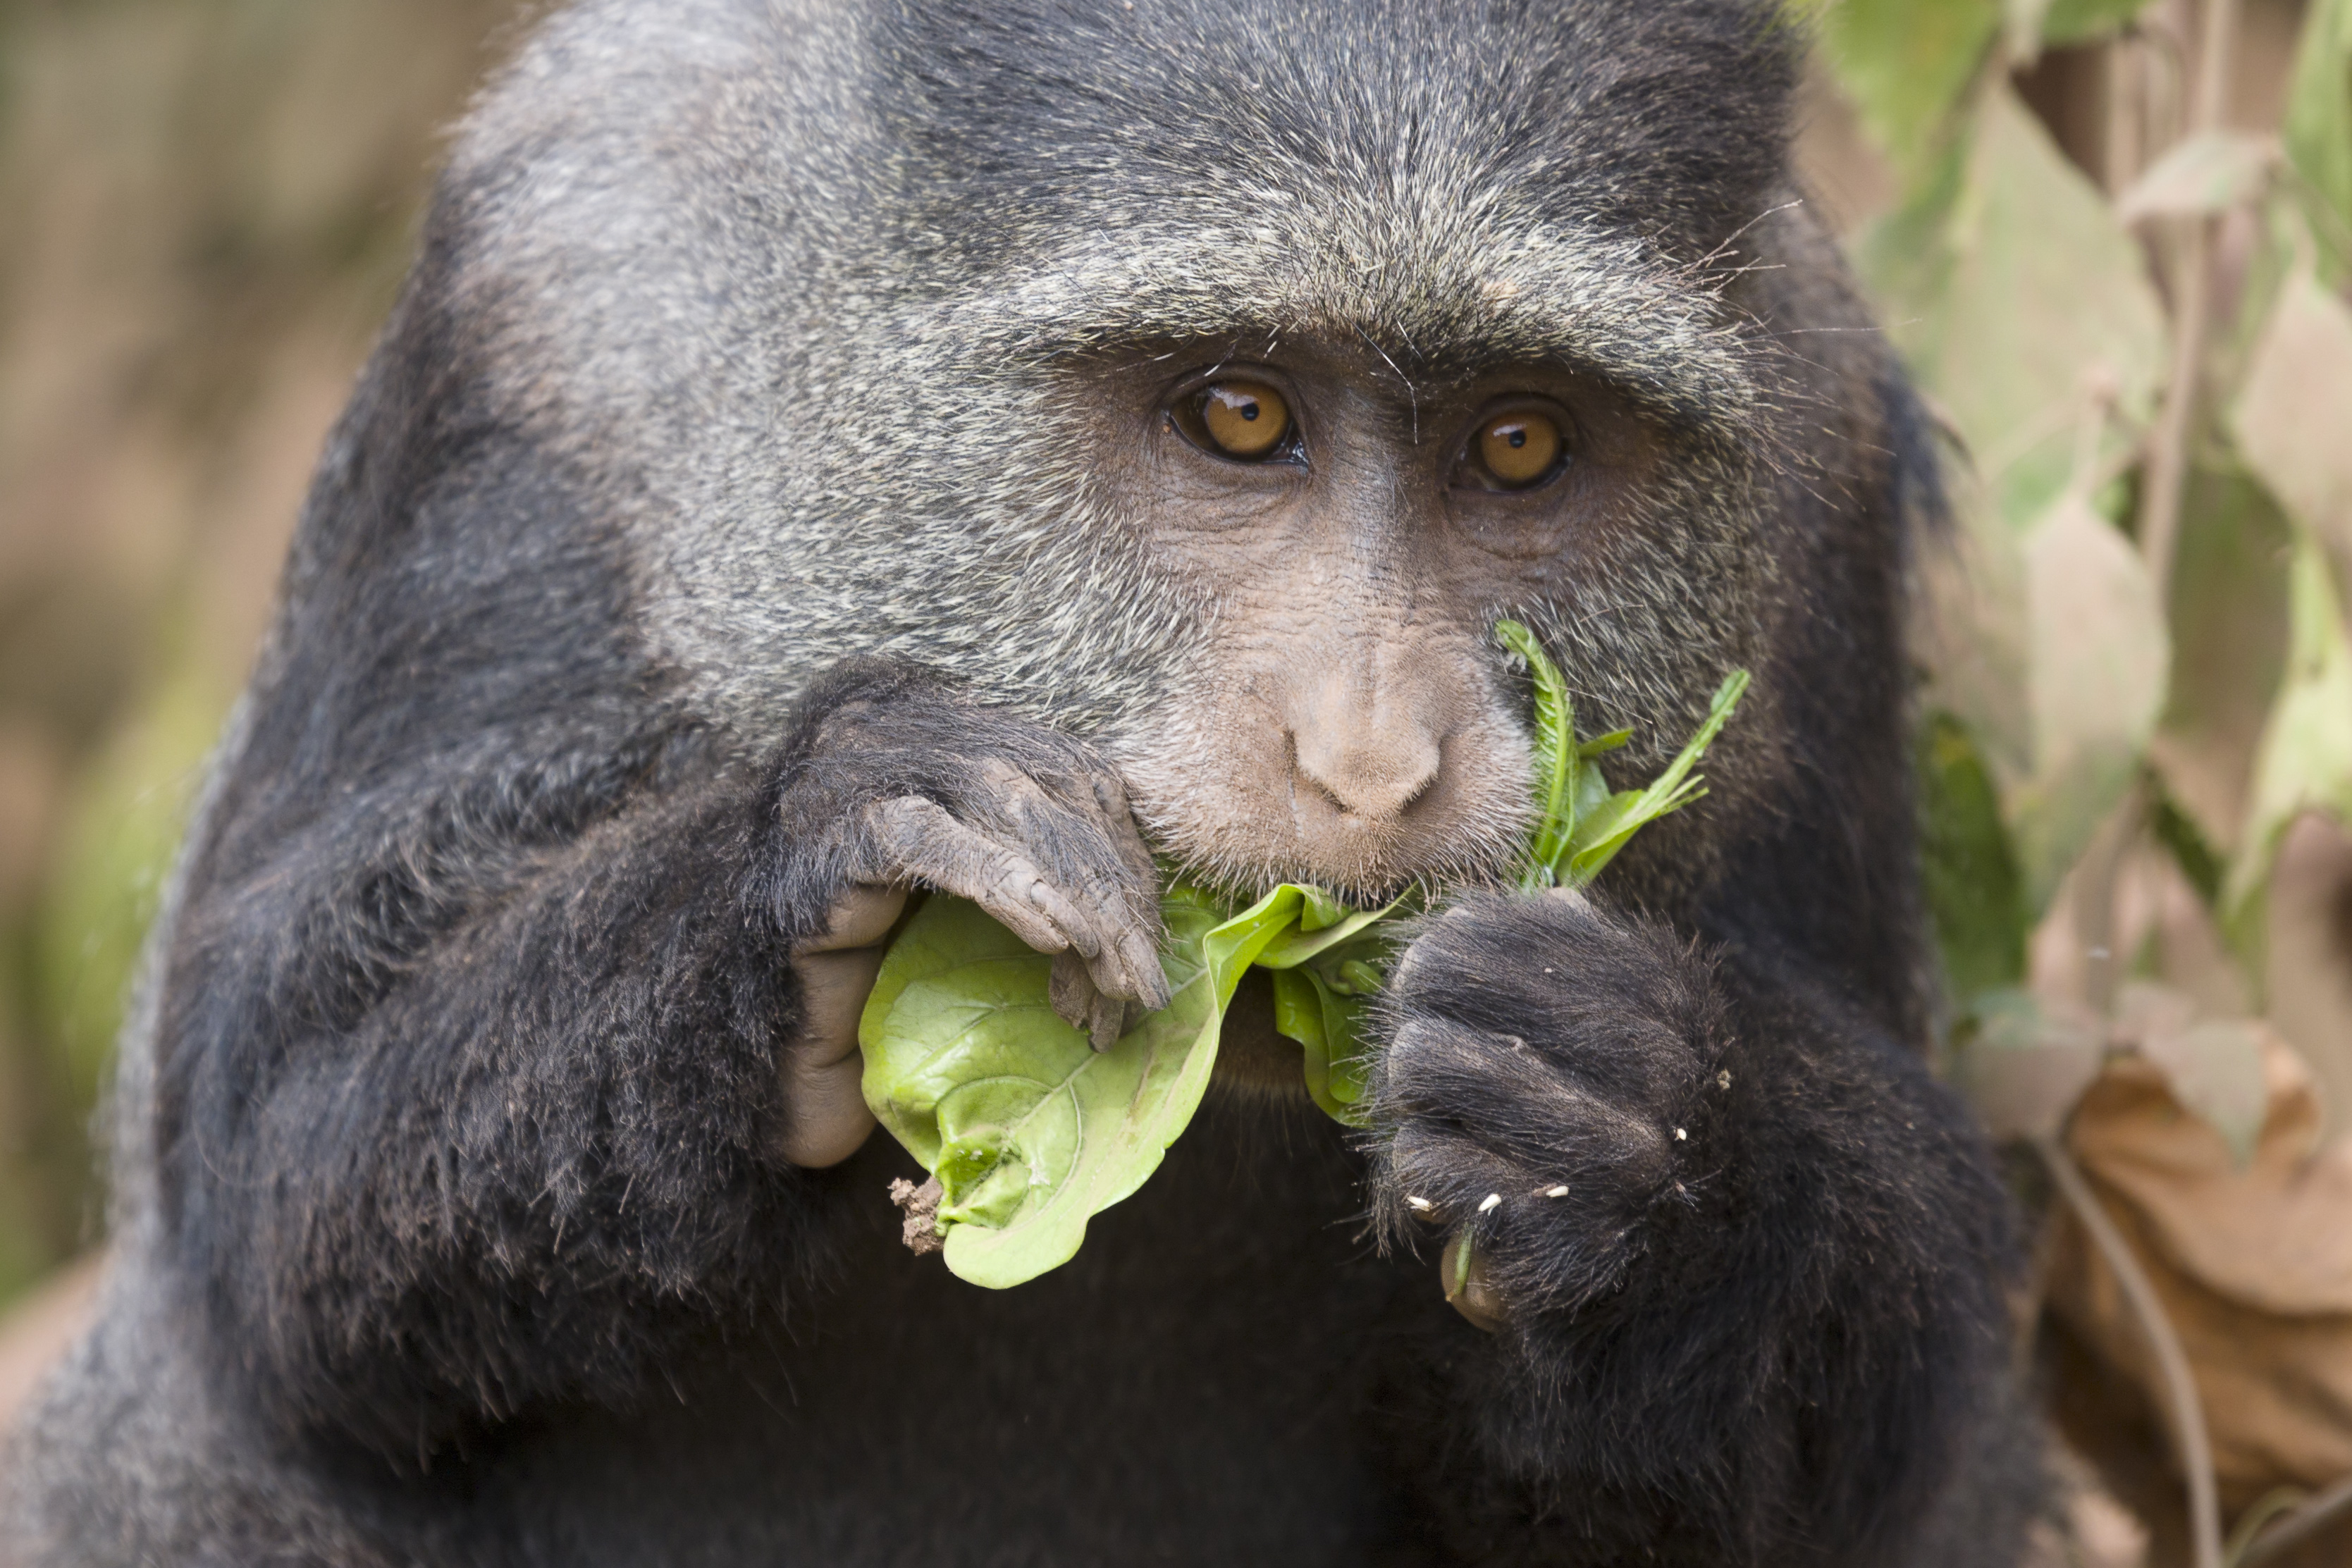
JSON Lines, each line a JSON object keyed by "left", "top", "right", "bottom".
{"left": 775, "top": 945, "right": 887, "bottom": 1168}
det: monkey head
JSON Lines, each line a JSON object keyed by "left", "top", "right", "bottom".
{"left": 457, "top": 0, "right": 1809, "bottom": 907}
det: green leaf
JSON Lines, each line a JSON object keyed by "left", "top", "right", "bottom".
{"left": 2222, "top": 527, "right": 2352, "bottom": 925}
{"left": 1916, "top": 711, "right": 2028, "bottom": 1002}
{"left": 2138, "top": 1011, "right": 2274, "bottom": 1169}
{"left": 1272, "top": 961, "right": 1381, "bottom": 1123}
{"left": 1947, "top": 987, "right": 2105, "bottom": 1142}
{"left": 2116, "top": 130, "right": 2279, "bottom": 224}
{"left": 1495, "top": 618, "right": 1579, "bottom": 875}
{"left": 2009, "top": 492, "right": 2172, "bottom": 911}
{"left": 1859, "top": 85, "right": 2169, "bottom": 533}
{"left": 1560, "top": 671, "right": 1750, "bottom": 887}
{"left": 2148, "top": 469, "right": 2294, "bottom": 856}
{"left": 860, "top": 883, "right": 1397, "bottom": 1287}
{"left": 2038, "top": 0, "right": 2153, "bottom": 45}
{"left": 1816, "top": 0, "right": 2002, "bottom": 180}
{"left": 2285, "top": 0, "right": 2352, "bottom": 278}
{"left": 2229, "top": 264, "right": 2352, "bottom": 572}
{"left": 1916, "top": 465, "right": 2036, "bottom": 789}
{"left": 2150, "top": 791, "right": 2226, "bottom": 909}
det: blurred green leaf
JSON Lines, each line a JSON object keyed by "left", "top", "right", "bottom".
{"left": 1919, "top": 711, "right": 2030, "bottom": 1002}
{"left": 2285, "top": 0, "right": 2352, "bottom": 278}
{"left": 2117, "top": 130, "right": 2278, "bottom": 224}
{"left": 2157, "top": 1023, "right": 2272, "bottom": 1168}
{"left": 30, "top": 658, "right": 226, "bottom": 1108}
{"left": 2039, "top": 0, "right": 2154, "bottom": 45}
{"left": 1860, "top": 85, "right": 2168, "bottom": 534}
{"left": 2222, "top": 527, "right": 2352, "bottom": 924}
{"left": 2150, "top": 468, "right": 2294, "bottom": 856}
{"left": 1816, "top": 0, "right": 2001, "bottom": 179}
{"left": 1949, "top": 987, "right": 2105, "bottom": 1141}
{"left": 2011, "top": 492, "right": 2172, "bottom": 910}
{"left": 2230, "top": 264, "right": 2352, "bottom": 573}
{"left": 2005, "top": 0, "right": 2057, "bottom": 63}
{"left": 1918, "top": 465, "right": 2036, "bottom": 786}
{"left": 2151, "top": 792, "right": 2226, "bottom": 908}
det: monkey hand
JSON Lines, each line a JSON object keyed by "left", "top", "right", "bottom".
{"left": 768, "top": 659, "right": 1169, "bottom": 1168}
{"left": 1365, "top": 889, "right": 1729, "bottom": 1331}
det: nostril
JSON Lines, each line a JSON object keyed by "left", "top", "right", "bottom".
{"left": 1290, "top": 725, "right": 1443, "bottom": 824}
{"left": 1286, "top": 731, "right": 1353, "bottom": 816}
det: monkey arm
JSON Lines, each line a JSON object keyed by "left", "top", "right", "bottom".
{"left": 149, "top": 716, "right": 835, "bottom": 1456}
{"left": 1367, "top": 893, "right": 2017, "bottom": 1564}
{"left": 149, "top": 657, "right": 1160, "bottom": 1459}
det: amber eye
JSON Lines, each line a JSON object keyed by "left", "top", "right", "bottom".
{"left": 1460, "top": 408, "right": 1568, "bottom": 491}
{"left": 1174, "top": 379, "right": 1296, "bottom": 462}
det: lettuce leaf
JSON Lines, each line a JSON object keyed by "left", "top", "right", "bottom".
{"left": 858, "top": 621, "right": 1748, "bottom": 1287}
{"left": 859, "top": 883, "right": 1397, "bottom": 1287}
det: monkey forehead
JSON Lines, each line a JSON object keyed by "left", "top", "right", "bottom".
{"left": 932, "top": 219, "right": 1763, "bottom": 434}
{"left": 863, "top": 0, "right": 1794, "bottom": 431}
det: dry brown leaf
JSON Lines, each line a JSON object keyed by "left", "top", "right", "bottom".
{"left": 2050, "top": 1024, "right": 2352, "bottom": 1500}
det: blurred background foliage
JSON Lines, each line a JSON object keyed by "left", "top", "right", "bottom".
{"left": 0, "top": 0, "right": 2346, "bottom": 1559}
{"left": 0, "top": 0, "right": 525, "bottom": 1306}
{"left": 1802, "top": 1, "right": 2352, "bottom": 1561}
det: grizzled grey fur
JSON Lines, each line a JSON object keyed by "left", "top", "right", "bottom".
{"left": 4, "top": 1, "right": 2043, "bottom": 1564}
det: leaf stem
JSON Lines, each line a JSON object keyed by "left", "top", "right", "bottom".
{"left": 2036, "top": 1133, "right": 2222, "bottom": 1568}
{"left": 2236, "top": 1472, "right": 2352, "bottom": 1564}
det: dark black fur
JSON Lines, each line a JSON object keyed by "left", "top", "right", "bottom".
{"left": 4, "top": 1, "right": 2037, "bottom": 1564}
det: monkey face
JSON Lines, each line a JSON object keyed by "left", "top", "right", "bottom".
{"left": 575, "top": 0, "right": 1797, "bottom": 912}
{"left": 1071, "top": 337, "right": 1732, "bottom": 903}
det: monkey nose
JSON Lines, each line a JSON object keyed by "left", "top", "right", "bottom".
{"left": 1289, "top": 717, "right": 1442, "bottom": 825}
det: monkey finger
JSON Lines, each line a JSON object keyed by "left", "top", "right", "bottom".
{"left": 1114, "top": 924, "right": 1170, "bottom": 1011}
{"left": 1049, "top": 951, "right": 1103, "bottom": 1047}
{"left": 1000, "top": 794, "right": 1164, "bottom": 1008}
{"left": 775, "top": 1050, "right": 876, "bottom": 1169}
{"left": 791, "top": 945, "right": 887, "bottom": 1066}
{"left": 1090, "top": 772, "right": 1162, "bottom": 891}
{"left": 1049, "top": 951, "right": 1132, "bottom": 1051}
{"left": 865, "top": 796, "right": 1073, "bottom": 954}
{"left": 794, "top": 884, "right": 908, "bottom": 956}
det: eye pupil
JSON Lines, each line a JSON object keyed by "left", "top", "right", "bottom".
{"left": 1240, "top": 403, "right": 1260, "bottom": 421}
{"left": 1508, "top": 431, "right": 1526, "bottom": 448}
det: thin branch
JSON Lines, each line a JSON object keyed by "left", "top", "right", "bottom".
{"left": 2135, "top": 0, "right": 2241, "bottom": 603}
{"left": 2072, "top": 780, "right": 2145, "bottom": 1015}
{"left": 2036, "top": 1135, "right": 2223, "bottom": 1568}
{"left": 2238, "top": 1472, "right": 2352, "bottom": 1565}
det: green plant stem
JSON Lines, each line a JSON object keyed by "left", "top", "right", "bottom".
{"left": 2072, "top": 777, "right": 2145, "bottom": 1016}
{"left": 2227, "top": 1486, "right": 2314, "bottom": 1566}
{"left": 2036, "top": 1134, "right": 2223, "bottom": 1568}
{"left": 2236, "top": 1472, "right": 2352, "bottom": 1564}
